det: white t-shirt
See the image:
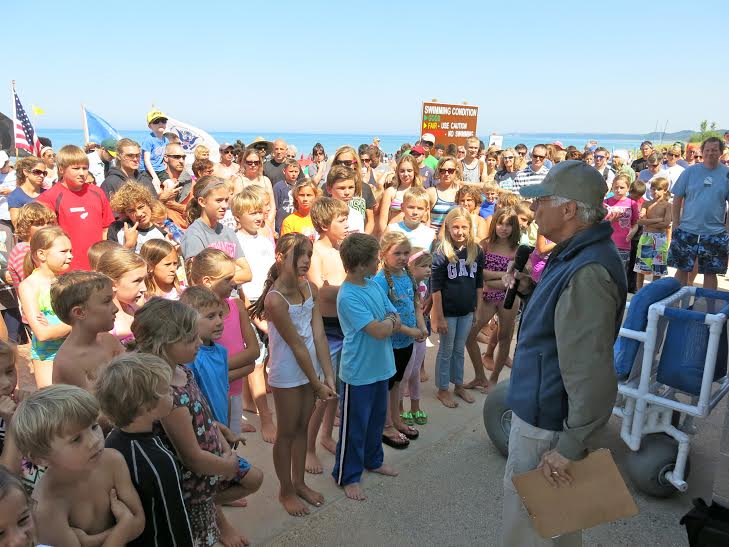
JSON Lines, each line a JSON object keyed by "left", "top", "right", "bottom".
{"left": 664, "top": 163, "right": 685, "bottom": 190}
{"left": 347, "top": 206, "right": 365, "bottom": 234}
{"left": 237, "top": 230, "right": 275, "bottom": 301}
{"left": 0, "top": 170, "right": 17, "bottom": 221}
{"left": 87, "top": 151, "right": 106, "bottom": 185}
{"left": 387, "top": 221, "right": 436, "bottom": 251}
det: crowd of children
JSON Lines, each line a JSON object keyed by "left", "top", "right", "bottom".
{"left": 0, "top": 134, "right": 676, "bottom": 546}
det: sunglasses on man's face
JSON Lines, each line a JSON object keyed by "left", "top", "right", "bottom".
{"left": 694, "top": 155, "right": 703, "bottom": 160}
{"left": 517, "top": 151, "right": 527, "bottom": 156}
{"left": 166, "top": 154, "right": 186, "bottom": 160}
{"left": 30, "top": 169, "right": 48, "bottom": 177}
{"left": 532, "top": 154, "right": 546, "bottom": 160}
{"left": 361, "top": 158, "right": 371, "bottom": 163}
{"left": 594, "top": 155, "right": 606, "bottom": 160}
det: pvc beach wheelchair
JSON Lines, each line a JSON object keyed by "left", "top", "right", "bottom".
{"left": 484, "top": 277, "right": 729, "bottom": 498}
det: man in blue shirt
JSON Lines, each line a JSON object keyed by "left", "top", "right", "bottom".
{"left": 667, "top": 137, "right": 729, "bottom": 290}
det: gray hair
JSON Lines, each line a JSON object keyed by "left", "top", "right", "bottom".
{"left": 551, "top": 196, "right": 607, "bottom": 224}
{"left": 287, "top": 144, "right": 298, "bottom": 156}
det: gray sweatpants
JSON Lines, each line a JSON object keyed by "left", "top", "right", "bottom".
{"left": 501, "top": 413, "right": 582, "bottom": 547}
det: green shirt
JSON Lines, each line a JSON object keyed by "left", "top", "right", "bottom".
{"left": 423, "top": 154, "right": 438, "bottom": 170}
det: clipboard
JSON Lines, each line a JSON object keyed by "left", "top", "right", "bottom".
{"left": 512, "top": 448, "right": 639, "bottom": 539}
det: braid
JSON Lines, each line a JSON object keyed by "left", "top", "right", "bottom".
{"left": 248, "top": 262, "right": 279, "bottom": 320}
{"left": 184, "top": 256, "right": 195, "bottom": 283}
{"left": 383, "top": 267, "right": 397, "bottom": 304}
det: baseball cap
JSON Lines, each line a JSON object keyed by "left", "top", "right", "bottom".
{"left": 613, "top": 149, "right": 630, "bottom": 163}
{"left": 519, "top": 160, "right": 608, "bottom": 208}
{"left": 421, "top": 133, "right": 435, "bottom": 145}
{"left": 219, "top": 142, "right": 235, "bottom": 152}
{"left": 101, "top": 138, "right": 118, "bottom": 157}
{"left": 411, "top": 145, "right": 426, "bottom": 155}
{"left": 0, "top": 151, "right": 8, "bottom": 166}
{"left": 552, "top": 141, "right": 565, "bottom": 150}
{"left": 146, "top": 109, "right": 168, "bottom": 124}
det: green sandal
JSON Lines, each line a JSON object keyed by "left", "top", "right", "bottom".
{"left": 413, "top": 410, "right": 428, "bottom": 425}
{"left": 400, "top": 411, "right": 414, "bottom": 426}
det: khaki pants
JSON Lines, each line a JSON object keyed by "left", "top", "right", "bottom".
{"left": 501, "top": 413, "right": 582, "bottom": 547}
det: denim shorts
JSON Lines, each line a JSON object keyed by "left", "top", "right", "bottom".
{"left": 667, "top": 228, "right": 729, "bottom": 274}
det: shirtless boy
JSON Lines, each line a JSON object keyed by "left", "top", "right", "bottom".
{"left": 631, "top": 176, "right": 672, "bottom": 290}
{"left": 51, "top": 271, "right": 124, "bottom": 391}
{"left": 13, "top": 384, "right": 145, "bottom": 546}
{"left": 305, "top": 197, "right": 349, "bottom": 474}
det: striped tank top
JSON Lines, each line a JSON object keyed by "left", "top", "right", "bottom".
{"left": 430, "top": 189, "right": 457, "bottom": 230}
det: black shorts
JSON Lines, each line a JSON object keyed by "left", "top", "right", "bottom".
{"left": 389, "top": 344, "right": 414, "bottom": 390}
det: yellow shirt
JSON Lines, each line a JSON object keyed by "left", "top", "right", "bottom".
{"left": 280, "top": 212, "right": 318, "bottom": 241}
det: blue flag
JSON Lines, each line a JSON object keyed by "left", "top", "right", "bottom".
{"left": 83, "top": 107, "right": 122, "bottom": 144}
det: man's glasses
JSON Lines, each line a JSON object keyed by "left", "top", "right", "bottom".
{"left": 315, "top": 151, "right": 325, "bottom": 156}
{"left": 517, "top": 151, "right": 527, "bottom": 157}
{"left": 30, "top": 169, "right": 48, "bottom": 177}
{"left": 151, "top": 119, "right": 167, "bottom": 125}
{"left": 594, "top": 154, "right": 606, "bottom": 160}
{"left": 122, "top": 153, "right": 141, "bottom": 160}
{"left": 361, "top": 158, "right": 371, "bottom": 164}
{"left": 334, "top": 159, "right": 356, "bottom": 167}
{"left": 439, "top": 168, "right": 456, "bottom": 175}
{"left": 694, "top": 155, "right": 703, "bottom": 160}
{"left": 532, "top": 154, "right": 546, "bottom": 160}
{"left": 245, "top": 160, "right": 261, "bottom": 166}
{"left": 166, "top": 154, "right": 186, "bottom": 160}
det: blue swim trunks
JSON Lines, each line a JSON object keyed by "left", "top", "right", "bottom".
{"left": 667, "top": 228, "right": 729, "bottom": 275}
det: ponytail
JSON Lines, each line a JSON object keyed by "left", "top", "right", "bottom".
{"left": 186, "top": 175, "right": 229, "bottom": 225}
{"left": 185, "top": 247, "right": 233, "bottom": 286}
{"left": 23, "top": 226, "right": 69, "bottom": 278}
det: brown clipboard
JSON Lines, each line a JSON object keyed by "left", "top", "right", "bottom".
{"left": 512, "top": 448, "right": 639, "bottom": 539}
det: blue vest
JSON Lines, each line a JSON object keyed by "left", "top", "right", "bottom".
{"left": 507, "top": 221, "right": 627, "bottom": 431}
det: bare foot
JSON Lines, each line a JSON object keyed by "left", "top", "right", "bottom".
{"left": 219, "top": 510, "right": 250, "bottom": 546}
{"left": 260, "top": 420, "right": 276, "bottom": 444}
{"left": 370, "top": 464, "right": 398, "bottom": 476}
{"left": 436, "top": 389, "right": 458, "bottom": 408}
{"left": 420, "top": 368, "right": 430, "bottom": 383}
{"left": 505, "top": 356, "right": 513, "bottom": 368}
{"left": 305, "top": 451, "right": 323, "bottom": 474}
{"left": 241, "top": 423, "right": 256, "bottom": 433}
{"left": 279, "top": 492, "right": 310, "bottom": 516}
{"left": 343, "top": 482, "right": 366, "bottom": 501}
{"left": 454, "top": 386, "right": 475, "bottom": 403}
{"left": 295, "top": 483, "right": 324, "bottom": 507}
{"left": 482, "top": 354, "right": 496, "bottom": 371}
{"left": 223, "top": 496, "right": 247, "bottom": 507}
{"left": 320, "top": 436, "right": 337, "bottom": 455}
{"left": 463, "top": 377, "right": 489, "bottom": 390}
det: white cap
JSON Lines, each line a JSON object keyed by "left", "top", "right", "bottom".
{"left": 0, "top": 151, "right": 9, "bottom": 166}
{"left": 421, "top": 133, "right": 436, "bottom": 144}
{"left": 613, "top": 149, "right": 630, "bottom": 162}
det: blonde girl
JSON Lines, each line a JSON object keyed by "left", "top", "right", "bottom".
{"left": 18, "top": 226, "right": 72, "bottom": 387}
{"left": 465, "top": 207, "right": 522, "bottom": 391}
{"left": 280, "top": 179, "right": 322, "bottom": 241}
{"left": 95, "top": 247, "right": 148, "bottom": 345}
{"left": 373, "top": 232, "right": 426, "bottom": 448}
{"left": 140, "top": 238, "right": 183, "bottom": 299}
{"left": 398, "top": 249, "right": 432, "bottom": 425}
{"left": 187, "top": 248, "right": 267, "bottom": 439}
{"left": 131, "top": 298, "right": 263, "bottom": 546}
{"left": 249, "top": 233, "right": 336, "bottom": 517}
{"left": 181, "top": 175, "right": 252, "bottom": 284}
{"left": 430, "top": 207, "right": 483, "bottom": 408}
{"left": 378, "top": 154, "right": 423, "bottom": 233}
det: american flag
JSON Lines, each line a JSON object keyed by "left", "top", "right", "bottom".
{"left": 13, "top": 90, "right": 41, "bottom": 155}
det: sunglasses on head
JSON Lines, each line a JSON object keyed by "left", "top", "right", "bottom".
{"left": 30, "top": 168, "right": 48, "bottom": 177}
{"left": 334, "top": 159, "right": 356, "bottom": 167}
{"left": 439, "top": 168, "right": 456, "bottom": 175}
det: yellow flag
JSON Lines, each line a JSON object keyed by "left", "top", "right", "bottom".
{"left": 31, "top": 105, "right": 46, "bottom": 115}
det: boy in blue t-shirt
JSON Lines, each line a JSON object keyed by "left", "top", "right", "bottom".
{"left": 141, "top": 109, "right": 170, "bottom": 193}
{"left": 333, "top": 233, "right": 400, "bottom": 501}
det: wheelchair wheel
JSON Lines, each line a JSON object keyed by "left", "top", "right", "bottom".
{"left": 625, "top": 434, "right": 691, "bottom": 498}
{"left": 483, "top": 381, "right": 511, "bottom": 457}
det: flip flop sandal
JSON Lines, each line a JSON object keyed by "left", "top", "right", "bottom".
{"left": 413, "top": 410, "right": 428, "bottom": 425}
{"left": 400, "top": 411, "right": 414, "bottom": 426}
{"left": 398, "top": 426, "right": 419, "bottom": 440}
{"left": 382, "top": 433, "right": 409, "bottom": 449}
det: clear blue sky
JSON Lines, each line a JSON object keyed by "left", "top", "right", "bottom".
{"left": 6, "top": 0, "right": 728, "bottom": 135}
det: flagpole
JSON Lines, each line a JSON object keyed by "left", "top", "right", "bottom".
{"left": 11, "top": 80, "right": 17, "bottom": 160}
{"left": 81, "top": 103, "right": 89, "bottom": 144}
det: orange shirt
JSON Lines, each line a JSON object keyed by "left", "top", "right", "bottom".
{"left": 280, "top": 212, "right": 318, "bottom": 241}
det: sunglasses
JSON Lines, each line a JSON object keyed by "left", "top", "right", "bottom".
{"left": 151, "top": 118, "right": 167, "bottom": 125}
{"left": 502, "top": 156, "right": 514, "bottom": 160}
{"left": 166, "top": 154, "right": 186, "bottom": 160}
{"left": 411, "top": 152, "right": 422, "bottom": 158}
{"left": 361, "top": 158, "right": 371, "bottom": 163}
{"left": 667, "top": 153, "right": 680, "bottom": 157}
{"left": 30, "top": 169, "right": 48, "bottom": 177}
{"left": 245, "top": 160, "right": 261, "bottom": 166}
{"left": 439, "top": 168, "right": 456, "bottom": 175}
{"left": 532, "top": 154, "right": 546, "bottom": 160}
{"left": 334, "top": 159, "right": 356, "bottom": 167}
{"left": 122, "top": 153, "right": 141, "bottom": 160}
{"left": 315, "top": 151, "right": 325, "bottom": 156}
{"left": 517, "top": 151, "right": 527, "bottom": 156}
{"left": 223, "top": 149, "right": 235, "bottom": 154}
{"left": 286, "top": 155, "right": 296, "bottom": 159}
{"left": 694, "top": 155, "right": 703, "bottom": 159}
{"left": 255, "top": 146, "right": 268, "bottom": 152}
{"left": 594, "top": 154, "right": 606, "bottom": 160}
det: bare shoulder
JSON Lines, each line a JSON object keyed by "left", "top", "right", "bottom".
{"left": 98, "top": 333, "right": 124, "bottom": 356}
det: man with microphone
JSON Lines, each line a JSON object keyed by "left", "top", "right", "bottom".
{"left": 500, "top": 160, "right": 627, "bottom": 547}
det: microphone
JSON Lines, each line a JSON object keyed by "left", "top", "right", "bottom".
{"left": 503, "top": 244, "right": 534, "bottom": 309}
